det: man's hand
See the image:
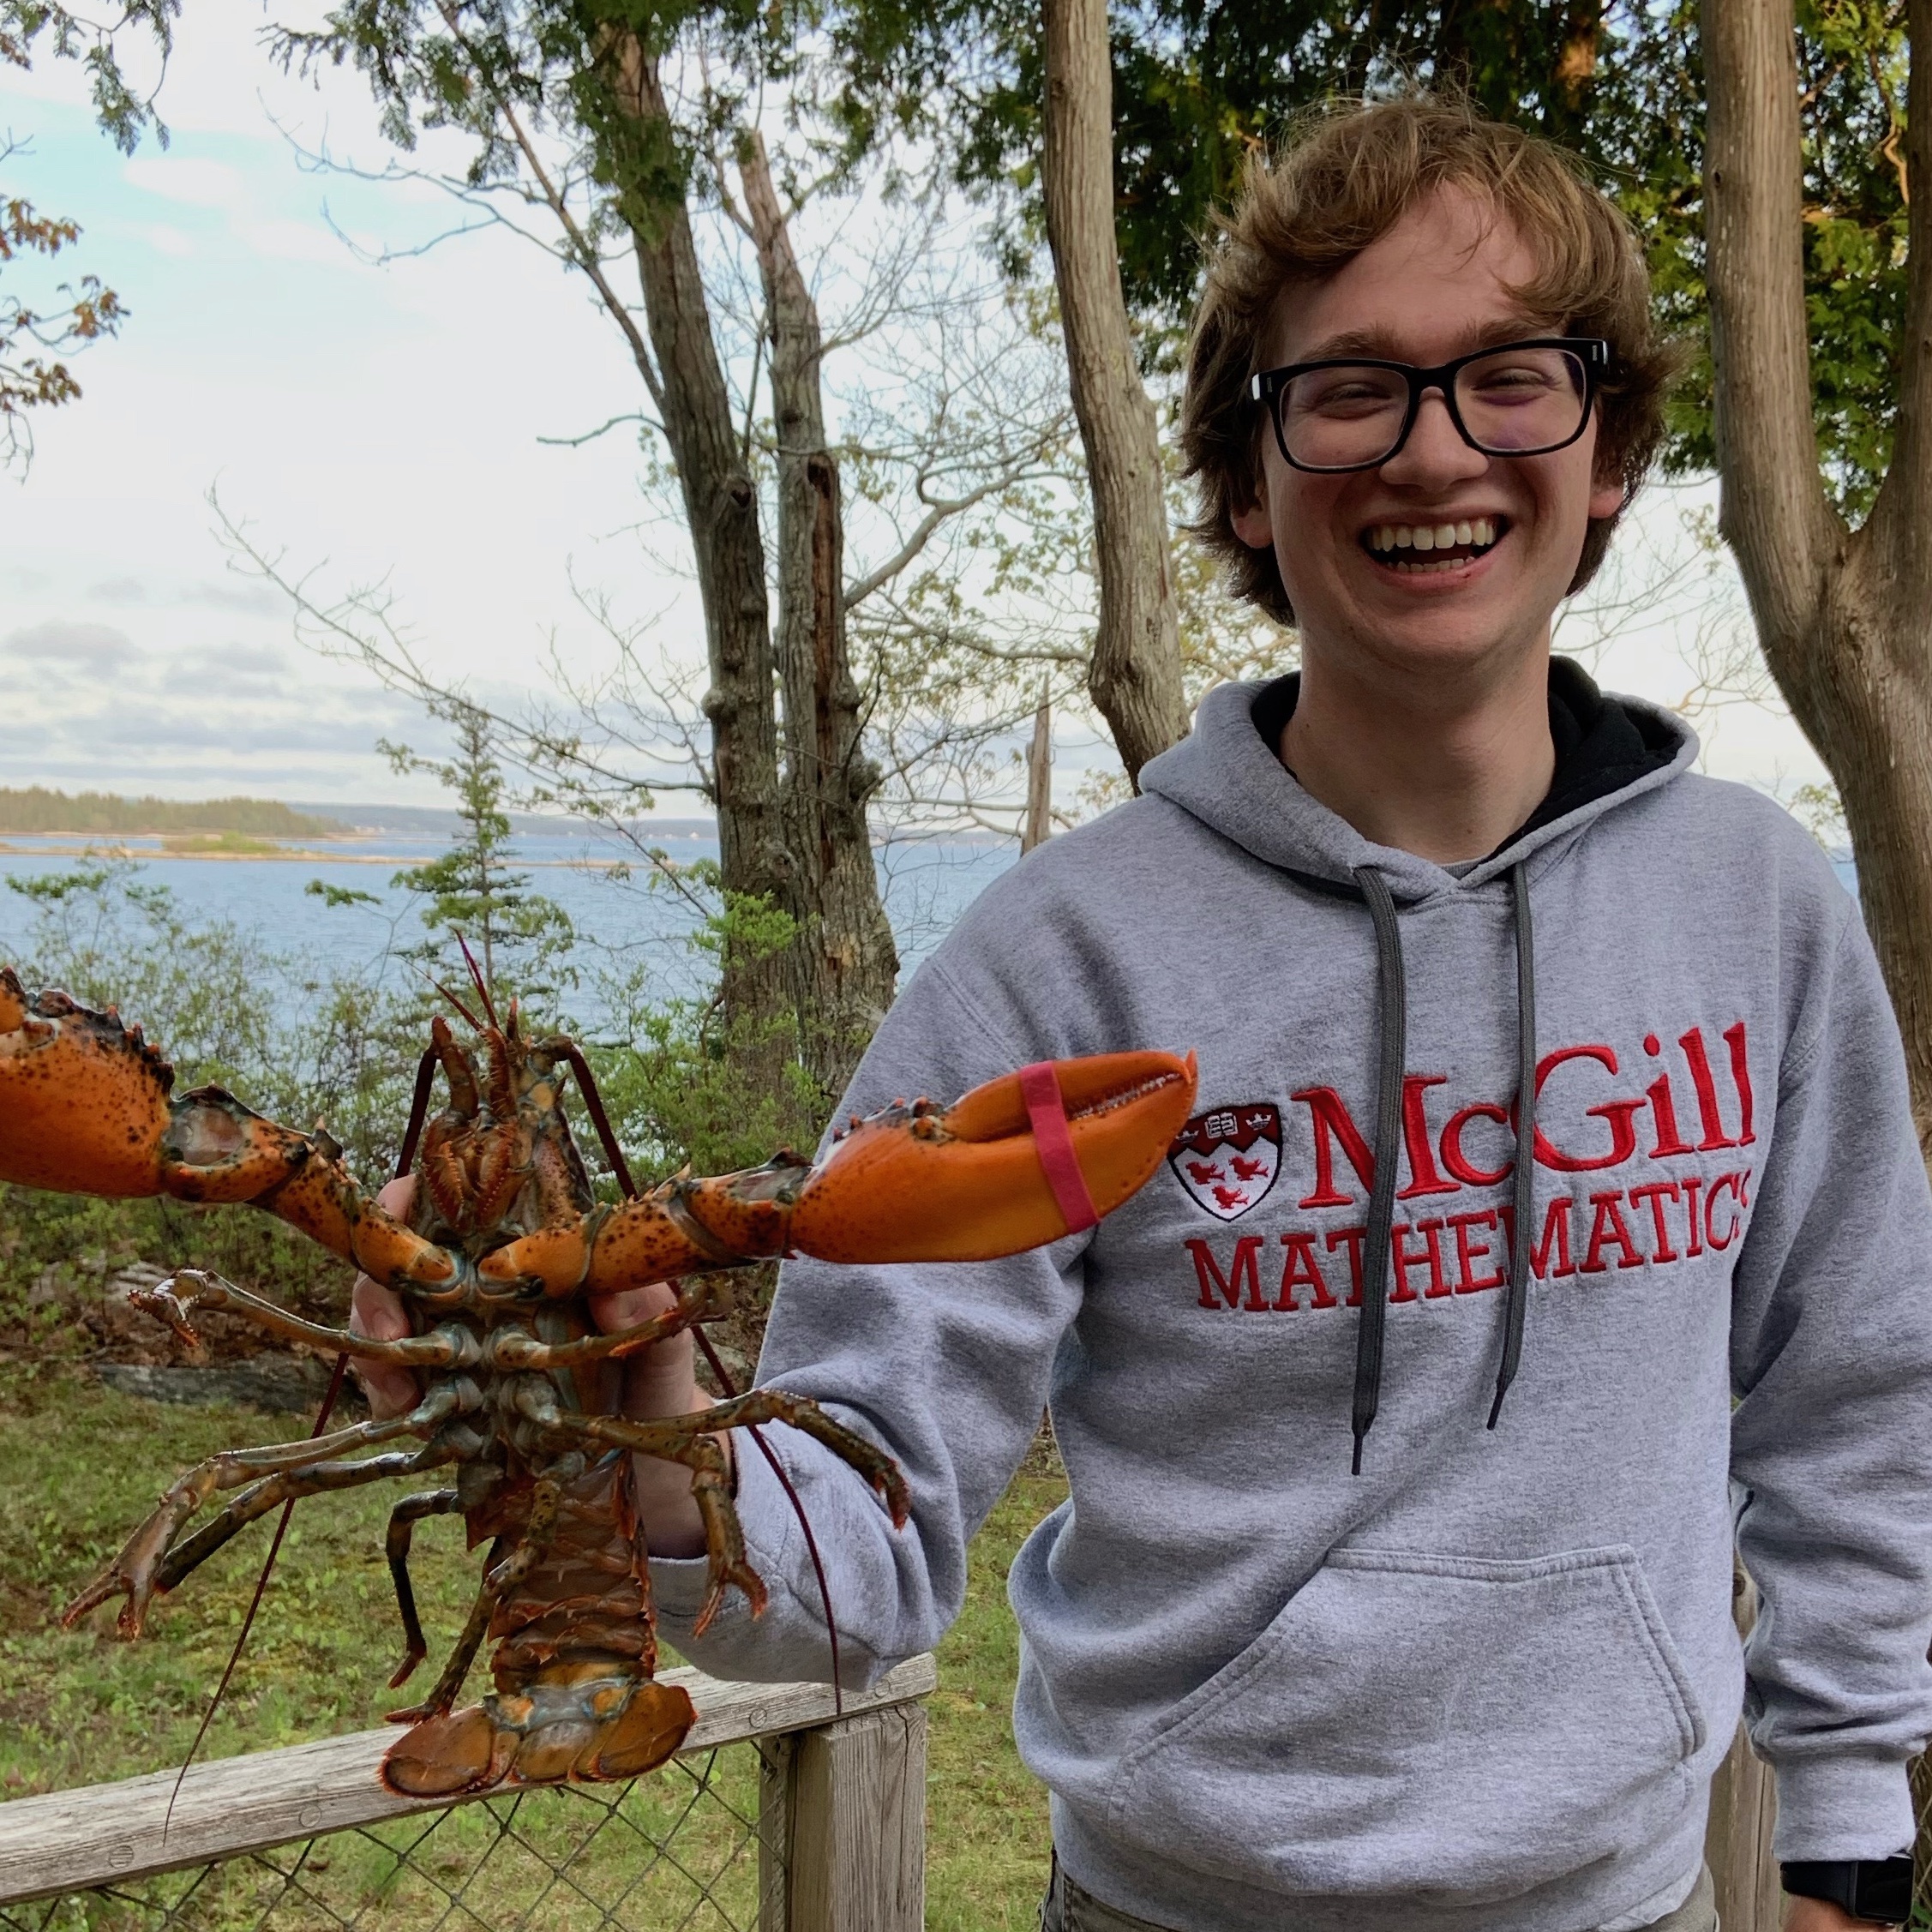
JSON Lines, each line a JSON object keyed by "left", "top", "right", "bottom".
{"left": 586, "top": 1281, "right": 715, "bottom": 1560}
{"left": 1785, "top": 1897, "right": 1899, "bottom": 1930}
{"left": 349, "top": 1176, "right": 425, "bottom": 1420}
{"left": 346, "top": 1178, "right": 718, "bottom": 1559}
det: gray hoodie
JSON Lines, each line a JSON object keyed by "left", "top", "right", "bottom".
{"left": 651, "top": 673, "right": 1932, "bottom": 1932}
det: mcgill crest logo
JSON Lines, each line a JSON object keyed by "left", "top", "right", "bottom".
{"left": 1170, "top": 1104, "right": 1282, "bottom": 1221}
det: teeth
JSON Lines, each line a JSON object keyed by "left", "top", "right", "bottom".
{"left": 1367, "top": 516, "right": 1501, "bottom": 559}
{"left": 1367, "top": 518, "right": 1499, "bottom": 556}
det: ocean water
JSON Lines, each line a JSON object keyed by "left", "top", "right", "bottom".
{"left": 0, "top": 825, "right": 1020, "bottom": 1030}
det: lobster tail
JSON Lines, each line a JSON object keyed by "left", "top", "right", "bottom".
{"left": 381, "top": 1458, "right": 698, "bottom": 1796}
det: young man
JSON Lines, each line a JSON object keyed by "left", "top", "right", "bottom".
{"left": 358, "top": 99, "right": 1932, "bottom": 1932}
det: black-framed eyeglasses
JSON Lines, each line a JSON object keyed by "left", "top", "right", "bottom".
{"left": 1248, "top": 337, "right": 1611, "bottom": 474}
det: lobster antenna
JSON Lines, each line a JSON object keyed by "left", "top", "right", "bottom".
{"left": 559, "top": 1041, "right": 638, "bottom": 1198}
{"left": 561, "top": 1043, "right": 845, "bottom": 1716}
{"left": 428, "top": 975, "right": 485, "bottom": 1035}
{"left": 163, "top": 1352, "right": 351, "bottom": 1843}
{"left": 454, "top": 931, "right": 500, "bottom": 1030}
{"left": 397, "top": 1046, "right": 440, "bottom": 1178}
{"left": 693, "top": 1326, "right": 845, "bottom": 1719}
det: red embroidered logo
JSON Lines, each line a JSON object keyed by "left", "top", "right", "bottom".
{"left": 1170, "top": 1104, "right": 1282, "bottom": 1221}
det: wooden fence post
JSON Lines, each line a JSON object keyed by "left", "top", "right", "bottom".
{"left": 1705, "top": 1564, "right": 1780, "bottom": 1932}
{"left": 759, "top": 1731, "right": 797, "bottom": 1932}
{"left": 777, "top": 1702, "right": 927, "bottom": 1932}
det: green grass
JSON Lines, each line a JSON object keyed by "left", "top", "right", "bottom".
{"left": 0, "top": 1365, "right": 1068, "bottom": 1929}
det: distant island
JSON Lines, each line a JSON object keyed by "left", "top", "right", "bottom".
{"left": 0, "top": 788, "right": 348, "bottom": 838}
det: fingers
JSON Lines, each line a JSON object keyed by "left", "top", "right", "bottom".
{"left": 351, "top": 1175, "right": 423, "bottom": 1420}
{"left": 588, "top": 1281, "right": 679, "bottom": 1333}
{"left": 375, "top": 1173, "right": 417, "bottom": 1221}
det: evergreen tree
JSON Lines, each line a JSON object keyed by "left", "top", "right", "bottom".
{"left": 380, "top": 697, "right": 574, "bottom": 1009}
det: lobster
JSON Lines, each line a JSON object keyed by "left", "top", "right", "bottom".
{"left": 0, "top": 962, "right": 1195, "bottom": 1797}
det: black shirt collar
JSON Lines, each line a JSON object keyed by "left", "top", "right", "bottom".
{"left": 1248, "top": 657, "right": 1679, "bottom": 864}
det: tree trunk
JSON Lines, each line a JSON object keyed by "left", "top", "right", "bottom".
{"left": 737, "top": 130, "right": 899, "bottom": 1099}
{"left": 600, "top": 38, "right": 792, "bottom": 1054}
{"left": 1023, "top": 693, "right": 1053, "bottom": 852}
{"left": 1040, "top": 0, "right": 1191, "bottom": 789}
{"left": 1704, "top": 0, "right": 1932, "bottom": 1151}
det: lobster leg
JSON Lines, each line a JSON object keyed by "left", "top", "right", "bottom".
{"left": 387, "top": 1488, "right": 463, "bottom": 1689}
{"left": 588, "top": 1389, "right": 911, "bottom": 1532}
{"left": 390, "top": 1479, "right": 564, "bottom": 1728}
{"left": 132, "top": 1269, "right": 473, "bottom": 1370}
{"left": 155, "top": 1444, "right": 459, "bottom": 1598}
{"left": 63, "top": 1384, "right": 472, "bottom": 1638}
{"left": 488, "top": 1272, "right": 733, "bottom": 1372}
{"left": 564, "top": 1392, "right": 907, "bottom": 1635}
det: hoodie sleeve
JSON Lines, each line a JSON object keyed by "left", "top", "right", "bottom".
{"left": 1729, "top": 895, "right": 1932, "bottom": 1860}
{"left": 645, "top": 951, "right": 1082, "bottom": 1687}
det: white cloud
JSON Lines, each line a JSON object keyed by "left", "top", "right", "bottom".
{"left": 3, "top": 620, "right": 141, "bottom": 670}
{"left": 123, "top": 155, "right": 251, "bottom": 209}
{"left": 143, "top": 224, "right": 198, "bottom": 258}
{"left": 239, "top": 217, "right": 361, "bottom": 266}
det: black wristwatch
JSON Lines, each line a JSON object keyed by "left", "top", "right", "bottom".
{"left": 1781, "top": 1857, "right": 1915, "bottom": 1925}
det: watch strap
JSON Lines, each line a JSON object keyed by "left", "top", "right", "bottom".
{"left": 1781, "top": 1857, "right": 1915, "bottom": 1924}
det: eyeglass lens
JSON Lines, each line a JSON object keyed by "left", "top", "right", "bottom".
{"left": 1278, "top": 345, "right": 1589, "bottom": 471}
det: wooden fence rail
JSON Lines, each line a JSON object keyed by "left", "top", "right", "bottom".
{"left": 0, "top": 1653, "right": 936, "bottom": 1932}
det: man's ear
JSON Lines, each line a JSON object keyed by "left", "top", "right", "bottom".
{"left": 1230, "top": 479, "right": 1273, "bottom": 550}
{"left": 1587, "top": 474, "right": 1625, "bottom": 521}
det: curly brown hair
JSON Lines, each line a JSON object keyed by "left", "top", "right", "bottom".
{"left": 1179, "top": 95, "right": 1679, "bottom": 626}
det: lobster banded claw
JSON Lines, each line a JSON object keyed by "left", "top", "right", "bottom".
{"left": 780, "top": 1048, "right": 1198, "bottom": 1264}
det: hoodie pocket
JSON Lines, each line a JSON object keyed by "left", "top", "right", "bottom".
{"left": 1108, "top": 1545, "right": 1704, "bottom": 1904}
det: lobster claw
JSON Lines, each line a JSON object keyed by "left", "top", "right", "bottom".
{"left": 0, "top": 967, "right": 176, "bottom": 1197}
{"left": 779, "top": 1049, "right": 1197, "bottom": 1264}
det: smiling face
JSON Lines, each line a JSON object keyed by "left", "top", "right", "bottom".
{"left": 1230, "top": 187, "right": 1625, "bottom": 689}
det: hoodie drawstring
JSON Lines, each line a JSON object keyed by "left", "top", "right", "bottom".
{"left": 1491, "top": 864, "right": 1537, "bottom": 1430}
{"left": 1350, "top": 867, "right": 1406, "bottom": 1475}
{"left": 1347, "top": 860, "right": 1537, "bottom": 1471}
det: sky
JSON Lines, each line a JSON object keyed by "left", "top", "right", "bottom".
{"left": 0, "top": 3, "right": 1834, "bottom": 815}
{"left": 2, "top": 0, "right": 699, "bottom": 807}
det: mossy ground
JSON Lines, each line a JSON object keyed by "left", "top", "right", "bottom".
{"left": 0, "top": 1366, "right": 1067, "bottom": 1929}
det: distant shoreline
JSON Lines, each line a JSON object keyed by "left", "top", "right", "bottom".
{"left": 0, "top": 840, "right": 676, "bottom": 869}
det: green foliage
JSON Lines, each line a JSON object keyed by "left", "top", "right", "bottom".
{"left": 380, "top": 697, "right": 575, "bottom": 1010}
{"left": 0, "top": 0, "right": 178, "bottom": 155}
{"left": 0, "top": 788, "right": 345, "bottom": 838}
{"left": 831, "top": 0, "right": 1908, "bottom": 510}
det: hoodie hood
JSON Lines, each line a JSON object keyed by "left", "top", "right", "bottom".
{"left": 1139, "top": 660, "right": 1696, "bottom": 901}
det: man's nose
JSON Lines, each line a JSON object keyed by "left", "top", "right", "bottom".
{"left": 1378, "top": 387, "right": 1488, "bottom": 489}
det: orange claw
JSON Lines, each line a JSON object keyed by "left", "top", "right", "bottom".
{"left": 785, "top": 1048, "right": 1197, "bottom": 1264}
{"left": 0, "top": 967, "right": 453, "bottom": 1288}
{"left": 0, "top": 967, "right": 174, "bottom": 1197}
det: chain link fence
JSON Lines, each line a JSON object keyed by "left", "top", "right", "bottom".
{"left": 2, "top": 1745, "right": 771, "bottom": 1932}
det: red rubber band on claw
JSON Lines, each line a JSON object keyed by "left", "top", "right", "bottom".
{"left": 1018, "top": 1061, "right": 1100, "bottom": 1236}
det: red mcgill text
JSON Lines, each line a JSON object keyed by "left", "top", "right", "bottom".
{"left": 1187, "top": 1171, "right": 1755, "bottom": 1311}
